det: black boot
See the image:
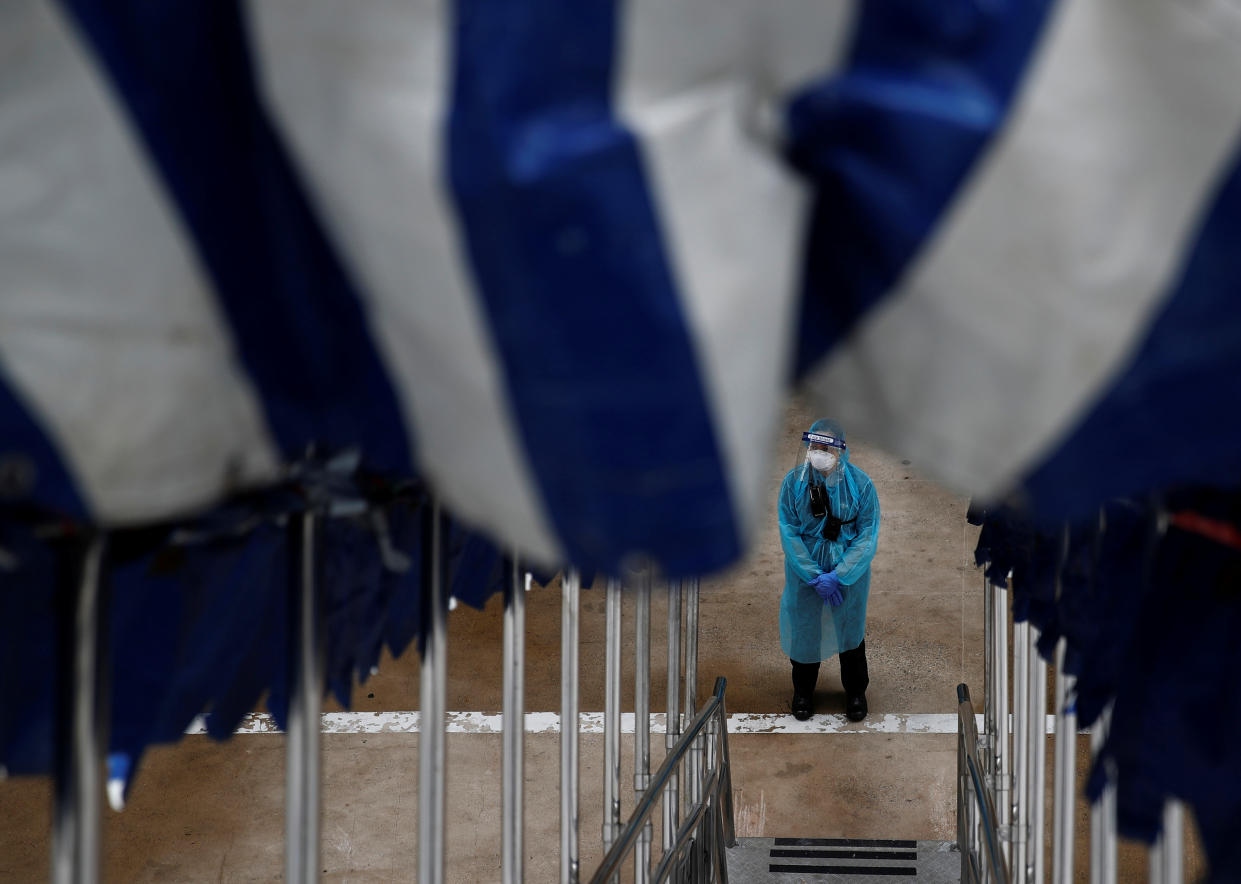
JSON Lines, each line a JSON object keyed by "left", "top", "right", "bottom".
{"left": 840, "top": 642, "right": 869, "bottom": 722}
{"left": 790, "top": 659, "right": 820, "bottom": 721}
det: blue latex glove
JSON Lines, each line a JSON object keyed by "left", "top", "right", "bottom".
{"left": 812, "top": 570, "right": 843, "bottom": 608}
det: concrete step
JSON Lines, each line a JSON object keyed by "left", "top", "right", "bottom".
{"left": 726, "top": 837, "right": 959, "bottom": 882}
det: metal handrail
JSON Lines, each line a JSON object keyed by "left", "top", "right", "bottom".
{"left": 958, "top": 684, "right": 1011, "bottom": 884}
{"left": 588, "top": 677, "right": 735, "bottom": 884}
{"left": 650, "top": 766, "right": 721, "bottom": 882}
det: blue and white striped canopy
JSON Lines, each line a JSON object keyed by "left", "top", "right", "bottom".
{"left": 4, "top": 0, "right": 1241, "bottom": 577}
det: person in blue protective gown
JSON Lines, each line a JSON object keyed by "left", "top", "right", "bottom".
{"left": 778, "top": 418, "right": 880, "bottom": 721}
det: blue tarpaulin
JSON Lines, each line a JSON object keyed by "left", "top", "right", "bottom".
{"left": 4, "top": 1, "right": 1241, "bottom": 877}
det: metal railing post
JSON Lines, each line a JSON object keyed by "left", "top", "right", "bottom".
{"left": 959, "top": 722, "right": 970, "bottom": 883}
{"left": 684, "top": 578, "right": 700, "bottom": 808}
{"left": 995, "top": 578, "right": 1011, "bottom": 858}
{"left": 1030, "top": 627, "right": 1048, "bottom": 884}
{"left": 971, "top": 771, "right": 981, "bottom": 882}
{"left": 716, "top": 694, "right": 735, "bottom": 883}
{"left": 1013, "top": 618, "right": 1030, "bottom": 884}
{"left": 664, "top": 580, "right": 682, "bottom": 851}
{"left": 603, "top": 577, "right": 623, "bottom": 855}
{"left": 419, "top": 500, "right": 448, "bottom": 884}
{"left": 1149, "top": 800, "right": 1184, "bottom": 884}
{"left": 1159, "top": 801, "right": 1184, "bottom": 884}
{"left": 716, "top": 686, "right": 736, "bottom": 851}
{"left": 984, "top": 570, "right": 996, "bottom": 780}
{"left": 503, "top": 562, "right": 528, "bottom": 884}
{"left": 1090, "top": 705, "right": 1117, "bottom": 884}
{"left": 561, "top": 570, "right": 581, "bottom": 884}
{"left": 52, "top": 534, "right": 107, "bottom": 884}
{"left": 634, "top": 568, "right": 652, "bottom": 884}
{"left": 286, "top": 511, "right": 324, "bottom": 884}
{"left": 965, "top": 738, "right": 978, "bottom": 881}
{"left": 1052, "top": 638, "right": 1076, "bottom": 884}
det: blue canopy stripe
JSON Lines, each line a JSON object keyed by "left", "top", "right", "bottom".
{"left": 58, "top": 0, "right": 414, "bottom": 475}
{"left": 786, "top": 0, "right": 1059, "bottom": 375}
{"left": 803, "top": 0, "right": 1241, "bottom": 519}
{"left": 444, "top": 0, "right": 740, "bottom": 577}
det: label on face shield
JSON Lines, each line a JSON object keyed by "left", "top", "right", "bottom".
{"left": 802, "top": 432, "right": 844, "bottom": 449}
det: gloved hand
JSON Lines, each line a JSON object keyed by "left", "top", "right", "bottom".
{"left": 812, "top": 570, "right": 843, "bottom": 608}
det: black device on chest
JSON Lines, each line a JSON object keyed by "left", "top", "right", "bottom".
{"left": 808, "top": 482, "right": 829, "bottom": 519}
{"left": 808, "top": 482, "right": 853, "bottom": 541}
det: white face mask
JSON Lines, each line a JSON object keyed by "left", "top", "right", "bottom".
{"left": 807, "top": 450, "right": 838, "bottom": 473}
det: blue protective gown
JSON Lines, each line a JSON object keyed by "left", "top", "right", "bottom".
{"left": 778, "top": 446, "right": 880, "bottom": 663}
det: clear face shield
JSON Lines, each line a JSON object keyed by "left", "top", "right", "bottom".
{"left": 795, "top": 428, "right": 848, "bottom": 496}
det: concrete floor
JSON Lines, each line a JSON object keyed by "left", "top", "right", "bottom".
{"left": 0, "top": 395, "right": 1209, "bottom": 881}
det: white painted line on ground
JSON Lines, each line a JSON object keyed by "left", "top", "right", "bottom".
{"left": 185, "top": 712, "right": 1080, "bottom": 736}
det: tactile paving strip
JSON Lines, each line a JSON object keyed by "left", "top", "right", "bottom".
{"left": 726, "top": 837, "right": 961, "bottom": 882}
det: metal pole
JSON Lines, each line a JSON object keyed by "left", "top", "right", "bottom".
{"left": 684, "top": 578, "right": 700, "bottom": 807}
{"left": 1090, "top": 705, "right": 1117, "bottom": 884}
{"left": 419, "top": 500, "right": 448, "bottom": 884}
{"left": 1092, "top": 507, "right": 1118, "bottom": 884}
{"left": 984, "top": 570, "right": 1000, "bottom": 884}
{"left": 1149, "top": 800, "right": 1184, "bottom": 884}
{"left": 603, "top": 577, "right": 623, "bottom": 853}
{"left": 995, "top": 579, "right": 1011, "bottom": 851}
{"left": 984, "top": 571, "right": 995, "bottom": 780}
{"left": 286, "top": 512, "right": 324, "bottom": 884}
{"left": 975, "top": 779, "right": 984, "bottom": 884}
{"left": 1029, "top": 627, "right": 1048, "bottom": 884}
{"left": 663, "top": 581, "right": 682, "bottom": 850}
{"left": 716, "top": 685, "right": 736, "bottom": 851}
{"left": 52, "top": 534, "right": 106, "bottom": 884}
{"left": 503, "top": 562, "right": 528, "bottom": 884}
{"left": 634, "top": 567, "right": 652, "bottom": 884}
{"left": 1012, "top": 618, "right": 1030, "bottom": 884}
{"left": 1160, "top": 801, "right": 1184, "bottom": 884}
{"left": 1052, "top": 639, "right": 1076, "bottom": 884}
{"left": 561, "top": 569, "right": 581, "bottom": 884}
{"left": 969, "top": 762, "right": 980, "bottom": 881}
{"left": 959, "top": 715, "right": 976, "bottom": 878}
{"left": 959, "top": 726, "right": 970, "bottom": 883}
